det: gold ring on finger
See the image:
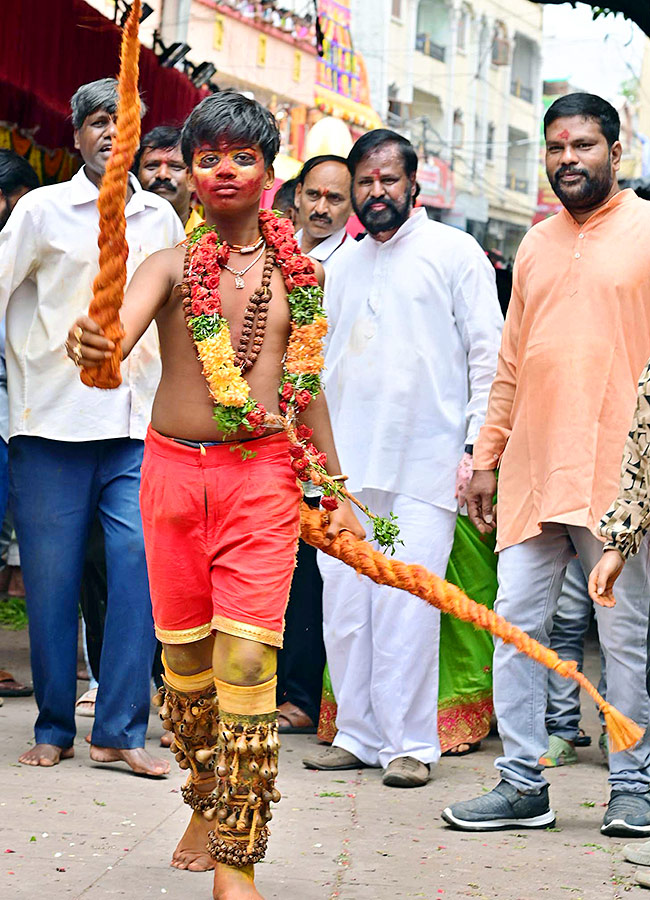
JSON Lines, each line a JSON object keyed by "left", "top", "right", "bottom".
{"left": 73, "top": 325, "right": 83, "bottom": 342}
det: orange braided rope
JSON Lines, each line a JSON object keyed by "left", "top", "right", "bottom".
{"left": 300, "top": 503, "right": 643, "bottom": 754}
{"left": 80, "top": 0, "right": 142, "bottom": 390}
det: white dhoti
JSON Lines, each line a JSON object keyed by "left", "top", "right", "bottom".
{"left": 319, "top": 488, "right": 457, "bottom": 769}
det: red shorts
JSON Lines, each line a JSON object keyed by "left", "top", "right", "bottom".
{"left": 140, "top": 426, "right": 301, "bottom": 648}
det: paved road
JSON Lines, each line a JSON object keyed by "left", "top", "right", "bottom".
{"left": 1, "top": 627, "right": 647, "bottom": 900}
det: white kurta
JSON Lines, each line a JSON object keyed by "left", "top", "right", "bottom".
{"left": 323, "top": 207, "right": 503, "bottom": 511}
{"left": 0, "top": 168, "right": 185, "bottom": 442}
{"left": 320, "top": 209, "right": 502, "bottom": 767}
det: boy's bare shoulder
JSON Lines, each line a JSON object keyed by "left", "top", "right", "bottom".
{"left": 146, "top": 243, "right": 186, "bottom": 281}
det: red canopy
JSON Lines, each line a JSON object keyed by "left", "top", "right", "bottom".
{"left": 0, "top": 0, "right": 203, "bottom": 152}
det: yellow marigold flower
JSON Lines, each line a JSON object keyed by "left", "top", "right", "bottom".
{"left": 285, "top": 319, "right": 327, "bottom": 375}
{"left": 196, "top": 328, "right": 250, "bottom": 408}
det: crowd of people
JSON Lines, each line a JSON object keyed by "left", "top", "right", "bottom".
{"left": 3, "top": 76, "right": 650, "bottom": 899}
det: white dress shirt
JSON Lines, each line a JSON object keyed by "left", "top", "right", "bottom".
{"left": 0, "top": 168, "right": 185, "bottom": 442}
{"left": 323, "top": 208, "right": 503, "bottom": 511}
{"left": 296, "top": 225, "right": 354, "bottom": 273}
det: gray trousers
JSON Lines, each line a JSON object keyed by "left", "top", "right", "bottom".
{"left": 494, "top": 523, "right": 650, "bottom": 794}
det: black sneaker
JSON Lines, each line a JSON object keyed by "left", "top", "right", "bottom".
{"left": 601, "top": 791, "right": 650, "bottom": 837}
{"left": 442, "top": 780, "right": 556, "bottom": 831}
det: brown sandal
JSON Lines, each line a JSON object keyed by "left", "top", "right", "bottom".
{"left": 277, "top": 702, "right": 316, "bottom": 734}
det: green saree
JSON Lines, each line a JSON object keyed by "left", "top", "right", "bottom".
{"left": 317, "top": 514, "right": 498, "bottom": 751}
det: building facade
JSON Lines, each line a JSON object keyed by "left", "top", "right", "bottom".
{"left": 351, "top": 0, "right": 543, "bottom": 257}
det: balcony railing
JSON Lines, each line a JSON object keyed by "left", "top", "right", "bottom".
{"left": 416, "top": 33, "right": 446, "bottom": 62}
{"left": 506, "top": 173, "right": 529, "bottom": 193}
{"left": 510, "top": 80, "right": 533, "bottom": 102}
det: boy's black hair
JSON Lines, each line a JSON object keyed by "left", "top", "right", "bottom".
{"left": 133, "top": 125, "right": 183, "bottom": 174}
{"left": 298, "top": 154, "right": 348, "bottom": 185}
{"left": 181, "top": 90, "right": 280, "bottom": 167}
{"left": 544, "top": 92, "right": 620, "bottom": 147}
{"left": 0, "top": 149, "right": 40, "bottom": 195}
{"left": 347, "top": 129, "right": 418, "bottom": 178}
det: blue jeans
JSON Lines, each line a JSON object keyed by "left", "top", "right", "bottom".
{"left": 9, "top": 436, "right": 155, "bottom": 749}
{"left": 494, "top": 523, "right": 650, "bottom": 794}
{"left": 0, "top": 437, "right": 8, "bottom": 525}
{"left": 545, "top": 558, "right": 593, "bottom": 741}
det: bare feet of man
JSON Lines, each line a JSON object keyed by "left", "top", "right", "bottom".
{"left": 171, "top": 810, "right": 215, "bottom": 871}
{"left": 19, "top": 744, "right": 74, "bottom": 767}
{"left": 213, "top": 863, "right": 263, "bottom": 899}
{"left": 89, "top": 745, "right": 170, "bottom": 777}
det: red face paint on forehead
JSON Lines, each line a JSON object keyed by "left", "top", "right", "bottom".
{"left": 558, "top": 129, "right": 570, "bottom": 140}
{"left": 371, "top": 168, "right": 381, "bottom": 176}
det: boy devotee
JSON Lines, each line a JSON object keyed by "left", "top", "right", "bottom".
{"left": 445, "top": 93, "right": 650, "bottom": 837}
{"left": 67, "top": 90, "right": 363, "bottom": 900}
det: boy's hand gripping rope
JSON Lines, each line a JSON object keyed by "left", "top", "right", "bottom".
{"left": 80, "top": 0, "right": 142, "bottom": 390}
{"left": 299, "top": 502, "right": 643, "bottom": 755}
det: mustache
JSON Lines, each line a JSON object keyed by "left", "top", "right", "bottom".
{"left": 360, "top": 195, "right": 400, "bottom": 217}
{"left": 150, "top": 178, "right": 177, "bottom": 193}
{"left": 309, "top": 211, "right": 332, "bottom": 224}
{"left": 553, "top": 165, "right": 589, "bottom": 183}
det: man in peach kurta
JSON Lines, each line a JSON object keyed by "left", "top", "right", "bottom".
{"left": 443, "top": 93, "right": 650, "bottom": 838}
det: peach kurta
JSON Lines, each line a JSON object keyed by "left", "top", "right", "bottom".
{"left": 474, "top": 189, "right": 650, "bottom": 551}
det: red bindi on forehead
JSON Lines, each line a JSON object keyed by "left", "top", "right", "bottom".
{"left": 558, "top": 129, "right": 570, "bottom": 140}
{"left": 371, "top": 168, "right": 381, "bottom": 176}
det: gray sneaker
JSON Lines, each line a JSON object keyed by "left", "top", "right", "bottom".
{"left": 302, "top": 745, "right": 369, "bottom": 771}
{"left": 442, "top": 780, "right": 556, "bottom": 831}
{"left": 601, "top": 791, "right": 650, "bottom": 837}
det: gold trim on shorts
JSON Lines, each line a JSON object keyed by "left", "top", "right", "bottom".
{"left": 155, "top": 622, "right": 213, "bottom": 644}
{"left": 211, "top": 615, "right": 283, "bottom": 648}
{"left": 215, "top": 676, "right": 277, "bottom": 716}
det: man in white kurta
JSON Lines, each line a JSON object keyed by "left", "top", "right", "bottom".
{"left": 302, "top": 130, "right": 503, "bottom": 787}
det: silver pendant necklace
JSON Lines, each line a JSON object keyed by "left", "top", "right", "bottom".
{"left": 223, "top": 244, "right": 266, "bottom": 289}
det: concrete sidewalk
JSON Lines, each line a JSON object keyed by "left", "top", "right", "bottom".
{"left": 0, "top": 626, "right": 648, "bottom": 900}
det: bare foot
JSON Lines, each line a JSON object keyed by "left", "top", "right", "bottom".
{"left": 160, "top": 731, "right": 173, "bottom": 749}
{"left": 213, "top": 863, "right": 263, "bottom": 899}
{"left": 171, "top": 810, "right": 215, "bottom": 871}
{"left": 19, "top": 744, "right": 74, "bottom": 767}
{"left": 89, "top": 745, "right": 170, "bottom": 777}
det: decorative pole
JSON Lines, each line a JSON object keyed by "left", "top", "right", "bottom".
{"left": 80, "top": 0, "right": 142, "bottom": 389}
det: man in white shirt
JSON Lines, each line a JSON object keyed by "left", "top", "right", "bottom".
{"left": 294, "top": 154, "right": 352, "bottom": 271}
{"left": 0, "top": 78, "right": 185, "bottom": 774}
{"left": 276, "top": 155, "right": 353, "bottom": 735}
{"left": 302, "top": 130, "right": 503, "bottom": 787}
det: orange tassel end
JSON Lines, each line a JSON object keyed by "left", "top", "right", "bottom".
{"left": 600, "top": 704, "right": 644, "bottom": 754}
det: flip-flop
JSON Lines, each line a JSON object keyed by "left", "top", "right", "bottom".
{"left": 75, "top": 688, "right": 97, "bottom": 717}
{"left": 574, "top": 728, "right": 592, "bottom": 748}
{"left": 442, "top": 741, "right": 481, "bottom": 757}
{"left": 0, "top": 669, "right": 33, "bottom": 697}
{"left": 277, "top": 705, "right": 317, "bottom": 734}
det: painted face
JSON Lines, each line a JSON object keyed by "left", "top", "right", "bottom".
{"left": 295, "top": 161, "right": 351, "bottom": 242}
{"left": 191, "top": 141, "right": 273, "bottom": 213}
{"left": 138, "top": 144, "right": 192, "bottom": 215}
{"left": 545, "top": 116, "right": 620, "bottom": 213}
{"left": 351, "top": 143, "right": 415, "bottom": 237}
{"left": 74, "top": 108, "right": 118, "bottom": 181}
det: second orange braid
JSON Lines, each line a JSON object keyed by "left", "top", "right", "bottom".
{"left": 299, "top": 502, "right": 643, "bottom": 754}
{"left": 80, "top": 0, "right": 142, "bottom": 390}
